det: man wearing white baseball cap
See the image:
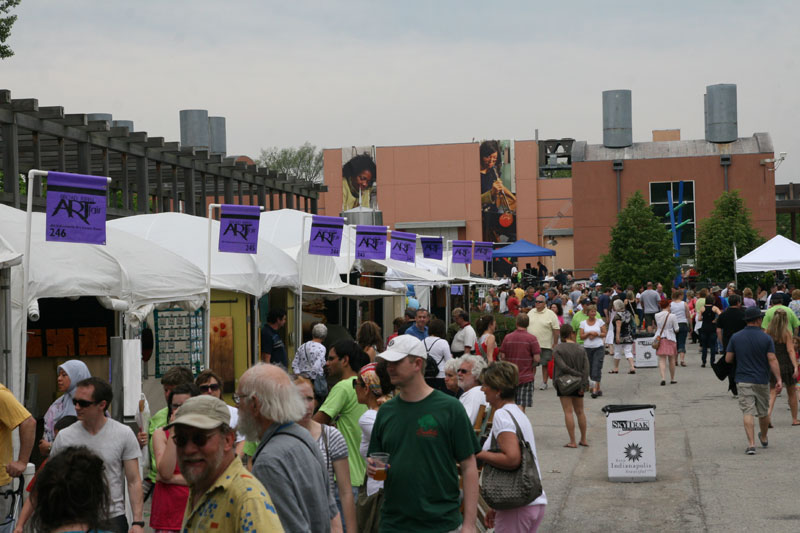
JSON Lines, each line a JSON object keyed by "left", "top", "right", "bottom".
{"left": 367, "top": 335, "right": 480, "bottom": 533}
{"left": 168, "top": 395, "right": 283, "bottom": 532}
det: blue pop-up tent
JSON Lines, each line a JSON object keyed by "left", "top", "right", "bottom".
{"left": 492, "top": 239, "right": 555, "bottom": 258}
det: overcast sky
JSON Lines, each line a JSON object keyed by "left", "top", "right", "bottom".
{"left": 3, "top": 0, "right": 798, "bottom": 182}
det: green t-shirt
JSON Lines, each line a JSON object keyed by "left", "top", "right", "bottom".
{"left": 571, "top": 310, "right": 588, "bottom": 344}
{"left": 368, "top": 390, "right": 480, "bottom": 533}
{"left": 147, "top": 407, "right": 168, "bottom": 482}
{"left": 762, "top": 304, "right": 800, "bottom": 333}
{"left": 319, "top": 376, "right": 367, "bottom": 486}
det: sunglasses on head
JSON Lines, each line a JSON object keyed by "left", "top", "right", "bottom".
{"left": 72, "top": 398, "right": 99, "bottom": 408}
{"left": 199, "top": 383, "right": 220, "bottom": 393}
{"left": 173, "top": 430, "right": 218, "bottom": 448}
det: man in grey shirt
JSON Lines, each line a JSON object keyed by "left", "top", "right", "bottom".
{"left": 569, "top": 283, "right": 582, "bottom": 307}
{"left": 640, "top": 281, "right": 661, "bottom": 333}
{"left": 236, "top": 363, "right": 336, "bottom": 532}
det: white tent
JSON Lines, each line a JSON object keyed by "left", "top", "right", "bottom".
{"left": 109, "top": 212, "right": 299, "bottom": 296}
{"left": 259, "top": 210, "right": 395, "bottom": 299}
{"left": 735, "top": 235, "right": 800, "bottom": 273}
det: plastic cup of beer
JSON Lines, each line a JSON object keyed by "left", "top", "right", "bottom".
{"left": 369, "top": 453, "right": 390, "bottom": 481}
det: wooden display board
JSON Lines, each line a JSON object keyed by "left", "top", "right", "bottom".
{"left": 210, "top": 317, "right": 234, "bottom": 393}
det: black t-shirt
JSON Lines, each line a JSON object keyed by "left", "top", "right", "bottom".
{"left": 717, "top": 307, "right": 747, "bottom": 352}
{"left": 260, "top": 324, "right": 288, "bottom": 367}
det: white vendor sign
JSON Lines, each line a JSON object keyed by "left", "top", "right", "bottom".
{"left": 602, "top": 404, "right": 656, "bottom": 482}
{"left": 634, "top": 335, "right": 658, "bottom": 368}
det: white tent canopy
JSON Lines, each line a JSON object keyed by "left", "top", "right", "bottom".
{"left": 109, "top": 212, "right": 299, "bottom": 296}
{"left": 735, "top": 235, "right": 800, "bottom": 273}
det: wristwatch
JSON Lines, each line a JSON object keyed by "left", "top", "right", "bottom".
{"left": 132, "top": 521, "right": 145, "bottom": 528}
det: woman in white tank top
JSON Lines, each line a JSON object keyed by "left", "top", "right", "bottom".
{"left": 670, "top": 290, "right": 691, "bottom": 367}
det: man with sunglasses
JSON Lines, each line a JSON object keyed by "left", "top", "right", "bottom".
{"left": 168, "top": 395, "right": 283, "bottom": 531}
{"left": 49, "top": 377, "right": 144, "bottom": 533}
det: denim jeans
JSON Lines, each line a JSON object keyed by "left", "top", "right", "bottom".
{"left": 699, "top": 331, "right": 717, "bottom": 365}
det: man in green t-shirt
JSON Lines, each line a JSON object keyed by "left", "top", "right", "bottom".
{"left": 313, "top": 340, "right": 368, "bottom": 491}
{"left": 762, "top": 293, "right": 800, "bottom": 334}
{"left": 368, "top": 335, "right": 480, "bottom": 533}
{"left": 139, "top": 366, "right": 194, "bottom": 495}
{"left": 571, "top": 299, "right": 591, "bottom": 344}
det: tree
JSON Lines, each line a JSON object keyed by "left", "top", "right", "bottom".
{"left": 776, "top": 212, "right": 797, "bottom": 243}
{"left": 596, "top": 191, "right": 678, "bottom": 288}
{"left": 695, "top": 190, "right": 764, "bottom": 282}
{"left": 0, "top": 0, "right": 21, "bottom": 59}
{"left": 257, "top": 142, "right": 323, "bottom": 183}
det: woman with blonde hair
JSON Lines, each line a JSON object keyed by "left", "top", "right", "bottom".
{"left": 579, "top": 304, "right": 607, "bottom": 398}
{"left": 742, "top": 287, "right": 757, "bottom": 309}
{"left": 357, "top": 321, "right": 384, "bottom": 361}
{"left": 765, "top": 309, "right": 800, "bottom": 426}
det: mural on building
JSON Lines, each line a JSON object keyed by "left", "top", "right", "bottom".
{"left": 342, "top": 146, "right": 377, "bottom": 211}
{"left": 479, "top": 140, "right": 517, "bottom": 275}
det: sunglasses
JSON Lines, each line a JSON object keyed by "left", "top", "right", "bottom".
{"left": 457, "top": 369, "right": 469, "bottom": 375}
{"left": 232, "top": 393, "right": 249, "bottom": 405}
{"left": 172, "top": 431, "right": 218, "bottom": 448}
{"left": 352, "top": 379, "right": 365, "bottom": 389}
{"left": 72, "top": 398, "right": 99, "bottom": 408}
{"left": 199, "top": 383, "right": 220, "bottom": 393}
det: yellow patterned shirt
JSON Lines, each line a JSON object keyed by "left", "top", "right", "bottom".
{"left": 182, "top": 456, "right": 283, "bottom": 532}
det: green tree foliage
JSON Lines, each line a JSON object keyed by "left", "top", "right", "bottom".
{"left": 776, "top": 212, "right": 797, "bottom": 243}
{"left": 596, "top": 191, "right": 678, "bottom": 288}
{"left": 695, "top": 190, "right": 764, "bottom": 283}
{"left": 0, "top": 0, "right": 21, "bottom": 59}
{"left": 257, "top": 142, "right": 323, "bottom": 184}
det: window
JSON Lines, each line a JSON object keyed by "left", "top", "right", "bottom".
{"left": 649, "top": 181, "right": 695, "bottom": 260}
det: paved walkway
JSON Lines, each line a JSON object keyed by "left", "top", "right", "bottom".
{"left": 529, "top": 341, "right": 798, "bottom": 532}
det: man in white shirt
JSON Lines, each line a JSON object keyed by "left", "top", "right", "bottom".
{"left": 458, "top": 355, "right": 488, "bottom": 425}
{"left": 451, "top": 308, "right": 477, "bottom": 357}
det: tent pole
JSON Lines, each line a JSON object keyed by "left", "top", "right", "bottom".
{"left": 733, "top": 241, "right": 738, "bottom": 288}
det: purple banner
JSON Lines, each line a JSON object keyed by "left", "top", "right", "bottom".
{"left": 309, "top": 215, "right": 345, "bottom": 256}
{"left": 421, "top": 236, "right": 443, "bottom": 260}
{"left": 46, "top": 172, "right": 108, "bottom": 245}
{"left": 452, "top": 240, "right": 473, "bottom": 264}
{"left": 355, "top": 225, "right": 387, "bottom": 260}
{"left": 219, "top": 204, "right": 261, "bottom": 253}
{"left": 473, "top": 241, "right": 493, "bottom": 262}
{"left": 390, "top": 231, "right": 417, "bottom": 263}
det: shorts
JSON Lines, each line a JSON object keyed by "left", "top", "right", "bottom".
{"left": 644, "top": 313, "right": 657, "bottom": 328}
{"left": 737, "top": 382, "right": 770, "bottom": 417}
{"left": 516, "top": 381, "right": 534, "bottom": 407}
{"left": 538, "top": 348, "right": 553, "bottom": 366}
{"left": 613, "top": 343, "right": 634, "bottom": 359}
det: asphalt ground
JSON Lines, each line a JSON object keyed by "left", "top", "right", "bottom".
{"left": 529, "top": 341, "right": 799, "bottom": 533}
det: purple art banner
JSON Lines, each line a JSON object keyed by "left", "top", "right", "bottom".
{"left": 452, "top": 240, "right": 473, "bottom": 264}
{"left": 473, "top": 241, "right": 493, "bottom": 262}
{"left": 420, "top": 236, "right": 443, "bottom": 260}
{"left": 390, "top": 231, "right": 417, "bottom": 263}
{"left": 219, "top": 204, "right": 261, "bottom": 253}
{"left": 355, "top": 225, "right": 387, "bottom": 260}
{"left": 309, "top": 215, "right": 345, "bottom": 256}
{"left": 46, "top": 172, "right": 108, "bottom": 245}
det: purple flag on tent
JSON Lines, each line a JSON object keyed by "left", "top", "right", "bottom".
{"left": 309, "top": 215, "right": 345, "bottom": 256}
{"left": 390, "top": 231, "right": 417, "bottom": 263}
{"left": 219, "top": 204, "right": 261, "bottom": 253}
{"left": 473, "top": 241, "right": 493, "bottom": 262}
{"left": 421, "top": 236, "right": 443, "bottom": 260}
{"left": 452, "top": 240, "right": 473, "bottom": 264}
{"left": 355, "top": 225, "right": 387, "bottom": 260}
{"left": 46, "top": 172, "right": 108, "bottom": 245}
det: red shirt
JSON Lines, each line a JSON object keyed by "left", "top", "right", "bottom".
{"left": 499, "top": 329, "right": 541, "bottom": 384}
{"left": 507, "top": 296, "right": 520, "bottom": 316}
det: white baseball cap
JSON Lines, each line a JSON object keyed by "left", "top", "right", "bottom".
{"left": 377, "top": 334, "right": 426, "bottom": 362}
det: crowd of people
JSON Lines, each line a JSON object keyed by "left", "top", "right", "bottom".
{"left": 3, "top": 273, "right": 800, "bottom": 531}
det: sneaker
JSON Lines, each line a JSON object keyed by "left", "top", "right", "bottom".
{"left": 745, "top": 447, "right": 756, "bottom": 455}
{"left": 660, "top": 380, "right": 666, "bottom": 386}
{"left": 758, "top": 432, "right": 768, "bottom": 448}
{"left": 540, "top": 382, "right": 548, "bottom": 391}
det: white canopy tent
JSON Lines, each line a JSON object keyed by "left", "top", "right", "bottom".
{"left": 109, "top": 212, "right": 299, "bottom": 296}
{"left": 735, "top": 235, "right": 800, "bottom": 273}
{"left": 0, "top": 204, "right": 210, "bottom": 397}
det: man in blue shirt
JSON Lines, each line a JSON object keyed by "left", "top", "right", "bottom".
{"left": 405, "top": 308, "right": 429, "bottom": 341}
{"left": 725, "top": 306, "right": 783, "bottom": 455}
{"left": 260, "top": 308, "right": 288, "bottom": 367}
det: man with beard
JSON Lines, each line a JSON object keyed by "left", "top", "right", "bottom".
{"left": 170, "top": 395, "right": 282, "bottom": 531}
{"left": 237, "top": 363, "right": 336, "bottom": 532}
